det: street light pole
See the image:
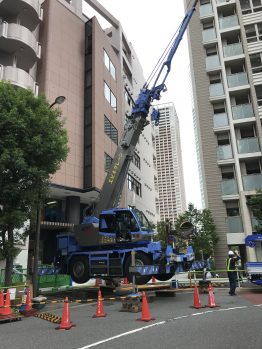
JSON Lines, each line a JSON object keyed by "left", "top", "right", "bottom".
{"left": 32, "top": 96, "right": 66, "bottom": 297}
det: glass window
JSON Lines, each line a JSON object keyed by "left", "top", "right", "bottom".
{"left": 250, "top": 53, "right": 262, "bottom": 73}
{"left": 255, "top": 85, "right": 262, "bottom": 105}
{"left": 104, "top": 116, "right": 118, "bottom": 144}
{"left": 104, "top": 82, "right": 117, "bottom": 112}
{"left": 132, "top": 152, "right": 141, "bottom": 169}
{"left": 104, "top": 82, "right": 111, "bottom": 104}
{"left": 110, "top": 62, "right": 116, "bottom": 79}
{"left": 111, "top": 92, "right": 117, "bottom": 112}
{"left": 127, "top": 174, "right": 142, "bottom": 197}
{"left": 104, "top": 49, "right": 116, "bottom": 80}
{"left": 104, "top": 153, "right": 113, "bottom": 172}
{"left": 104, "top": 50, "right": 110, "bottom": 70}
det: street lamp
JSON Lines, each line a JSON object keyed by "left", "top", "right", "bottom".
{"left": 49, "top": 95, "right": 66, "bottom": 109}
{"left": 32, "top": 95, "right": 66, "bottom": 297}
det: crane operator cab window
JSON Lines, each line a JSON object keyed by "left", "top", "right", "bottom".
{"left": 115, "top": 211, "right": 139, "bottom": 242}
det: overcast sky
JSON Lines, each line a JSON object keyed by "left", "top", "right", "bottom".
{"left": 83, "top": 0, "right": 202, "bottom": 209}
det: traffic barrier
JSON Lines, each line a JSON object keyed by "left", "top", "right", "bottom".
{"left": 137, "top": 291, "right": 155, "bottom": 322}
{"left": 191, "top": 284, "right": 204, "bottom": 309}
{"left": 2, "top": 290, "right": 12, "bottom": 316}
{"left": 34, "top": 312, "right": 62, "bottom": 324}
{"left": 56, "top": 297, "right": 75, "bottom": 330}
{"left": 93, "top": 289, "right": 106, "bottom": 318}
{"left": 207, "top": 284, "right": 219, "bottom": 308}
{"left": 0, "top": 290, "right": 4, "bottom": 315}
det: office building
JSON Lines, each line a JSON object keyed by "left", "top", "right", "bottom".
{"left": 185, "top": 0, "right": 262, "bottom": 267}
{"left": 154, "top": 103, "right": 186, "bottom": 225}
{"left": 0, "top": 0, "right": 158, "bottom": 268}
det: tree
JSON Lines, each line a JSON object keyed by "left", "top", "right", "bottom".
{"left": 0, "top": 81, "right": 69, "bottom": 286}
{"left": 247, "top": 189, "right": 262, "bottom": 233}
{"left": 154, "top": 219, "right": 173, "bottom": 247}
{"left": 175, "top": 203, "right": 219, "bottom": 260}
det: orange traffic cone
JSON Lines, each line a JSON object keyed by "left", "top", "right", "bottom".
{"left": 95, "top": 278, "right": 102, "bottom": 287}
{"left": 2, "top": 290, "right": 13, "bottom": 316}
{"left": 56, "top": 297, "right": 75, "bottom": 330}
{"left": 123, "top": 277, "right": 129, "bottom": 285}
{"left": 93, "top": 289, "right": 106, "bottom": 318}
{"left": 0, "top": 290, "right": 4, "bottom": 315}
{"left": 191, "top": 284, "right": 203, "bottom": 309}
{"left": 207, "top": 284, "right": 219, "bottom": 308}
{"left": 151, "top": 276, "right": 156, "bottom": 284}
{"left": 25, "top": 288, "right": 32, "bottom": 311}
{"left": 137, "top": 292, "right": 155, "bottom": 322}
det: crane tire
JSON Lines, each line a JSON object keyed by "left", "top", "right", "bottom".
{"left": 69, "top": 255, "right": 90, "bottom": 284}
{"left": 124, "top": 252, "right": 152, "bottom": 285}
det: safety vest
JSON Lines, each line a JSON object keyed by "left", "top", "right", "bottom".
{"left": 226, "top": 257, "right": 236, "bottom": 272}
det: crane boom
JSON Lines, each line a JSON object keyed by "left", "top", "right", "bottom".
{"left": 94, "top": 0, "right": 198, "bottom": 216}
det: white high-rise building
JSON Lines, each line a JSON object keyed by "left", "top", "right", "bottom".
{"left": 154, "top": 103, "right": 186, "bottom": 225}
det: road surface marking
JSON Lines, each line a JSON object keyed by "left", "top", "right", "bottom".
{"left": 76, "top": 304, "right": 261, "bottom": 349}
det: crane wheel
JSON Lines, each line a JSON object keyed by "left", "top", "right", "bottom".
{"left": 124, "top": 252, "right": 152, "bottom": 285}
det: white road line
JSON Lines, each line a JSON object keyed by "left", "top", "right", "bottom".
{"left": 76, "top": 304, "right": 260, "bottom": 349}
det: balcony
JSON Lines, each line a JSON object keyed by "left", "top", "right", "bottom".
{"left": 223, "top": 43, "right": 244, "bottom": 58}
{"left": 237, "top": 137, "right": 260, "bottom": 154}
{"left": 222, "top": 179, "right": 238, "bottom": 195}
{"left": 200, "top": 4, "right": 213, "bottom": 18}
{"left": 206, "top": 55, "right": 220, "bottom": 71}
{"left": 243, "top": 174, "right": 262, "bottom": 191}
{"left": 0, "top": 0, "right": 43, "bottom": 23}
{"left": 202, "top": 28, "right": 217, "bottom": 43}
{"left": 226, "top": 216, "right": 243, "bottom": 234}
{"left": 217, "top": 144, "right": 233, "bottom": 160}
{"left": 0, "top": 65, "right": 38, "bottom": 95}
{"left": 227, "top": 72, "right": 248, "bottom": 88}
{"left": 219, "top": 15, "right": 239, "bottom": 30}
{"left": 0, "top": 22, "right": 41, "bottom": 64}
{"left": 209, "top": 83, "right": 224, "bottom": 97}
{"left": 213, "top": 112, "right": 229, "bottom": 128}
{"left": 232, "top": 104, "right": 254, "bottom": 120}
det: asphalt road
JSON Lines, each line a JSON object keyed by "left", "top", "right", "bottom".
{"left": 0, "top": 287, "right": 261, "bottom": 349}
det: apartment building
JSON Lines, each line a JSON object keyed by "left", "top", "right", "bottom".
{"left": 185, "top": 0, "right": 262, "bottom": 267}
{"left": 154, "top": 103, "right": 186, "bottom": 225}
{"left": 0, "top": 0, "right": 158, "bottom": 268}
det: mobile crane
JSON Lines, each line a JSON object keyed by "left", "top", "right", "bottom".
{"left": 55, "top": 0, "right": 199, "bottom": 285}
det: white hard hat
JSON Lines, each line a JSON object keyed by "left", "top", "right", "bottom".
{"left": 228, "top": 250, "right": 234, "bottom": 256}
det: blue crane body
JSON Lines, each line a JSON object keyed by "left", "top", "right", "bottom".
{"left": 55, "top": 1, "right": 199, "bottom": 285}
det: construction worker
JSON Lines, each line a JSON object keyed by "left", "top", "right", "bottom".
{"left": 226, "top": 250, "right": 241, "bottom": 296}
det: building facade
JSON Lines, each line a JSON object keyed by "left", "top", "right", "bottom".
{"left": 0, "top": 0, "right": 158, "bottom": 268}
{"left": 185, "top": 0, "right": 262, "bottom": 267}
{"left": 154, "top": 103, "right": 186, "bottom": 225}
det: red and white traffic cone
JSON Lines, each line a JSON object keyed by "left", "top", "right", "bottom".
{"left": 93, "top": 289, "right": 106, "bottom": 318}
{"left": 0, "top": 290, "right": 5, "bottom": 315}
{"left": 207, "top": 284, "right": 219, "bottom": 308}
{"left": 2, "top": 290, "right": 13, "bottom": 316}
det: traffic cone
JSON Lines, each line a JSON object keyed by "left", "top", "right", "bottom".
{"left": 137, "top": 292, "right": 155, "bottom": 322}
{"left": 123, "top": 277, "right": 129, "bottom": 285}
{"left": 56, "top": 297, "right": 75, "bottom": 330}
{"left": 2, "top": 290, "right": 13, "bottom": 316}
{"left": 93, "top": 289, "right": 106, "bottom": 318}
{"left": 95, "top": 278, "right": 102, "bottom": 287}
{"left": 207, "top": 284, "right": 219, "bottom": 308}
{"left": 191, "top": 284, "right": 203, "bottom": 309}
{"left": 0, "top": 290, "right": 4, "bottom": 315}
{"left": 151, "top": 276, "right": 156, "bottom": 284}
{"left": 24, "top": 288, "right": 32, "bottom": 311}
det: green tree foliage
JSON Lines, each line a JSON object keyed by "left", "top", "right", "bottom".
{"left": 0, "top": 81, "right": 69, "bottom": 285}
{"left": 154, "top": 219, "right": 173, "bottom": 247}
{"left": 175, "top": 203, "right": 219, "bottom": 260}
{"left": 247, "top": 189, "right": 262, "bottom": 233}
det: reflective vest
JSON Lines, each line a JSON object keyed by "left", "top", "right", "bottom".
{"left": 226, "top": 257, "right": 236, "bottom": 272}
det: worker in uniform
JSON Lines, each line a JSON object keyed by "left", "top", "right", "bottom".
{"left": 226, "top": 250, "right": 241, "bottom": 296}
{"left": 83, "top": 206, "right": 99, "bottom": 224}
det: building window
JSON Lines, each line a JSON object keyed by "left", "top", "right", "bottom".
{"left": 104, "top": 116, "right": 118, "bottom": 144}
{"left": 240, "top": 0, "right": 262, "bottom": 14}
{"left": 104, "top": 82, "right": 117, "bottom": 112}
{"left": 255, "top": 85, "right": 262, "bottom": 105}
{"left": 245, "top": 23, "right": 262, "bottom": 43}
{"left": 104, "top": 50, "right": 116, "bottom": 79}
{"left": 127, "top": 174, "right": 142, "bottom": 197}
{"left": 250, "top": 53, "right": 262, "bottom": 73}
{"left": 104, "top": 153, "right": 113, "bottom": 172}
{"left": 132, "top": 152, "right": 141, "bottom": 169}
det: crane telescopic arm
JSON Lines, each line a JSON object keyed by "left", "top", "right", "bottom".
{"left": 94, "top": 0, "right": 198, "bottom": 216}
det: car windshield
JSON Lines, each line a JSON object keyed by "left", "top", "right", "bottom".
{"left": 133, "top": 209, "right": 151, "bottom": 231}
